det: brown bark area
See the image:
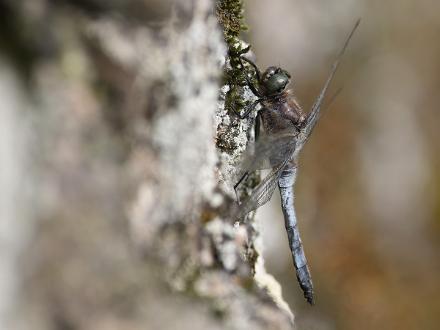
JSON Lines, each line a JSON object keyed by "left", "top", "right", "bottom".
{"left": 0, "top": 1, "right": 294, "bottom": 329}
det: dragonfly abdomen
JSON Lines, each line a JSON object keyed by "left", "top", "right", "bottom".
{"left": 278, "top": 166, "right": 315, "bottom": 305}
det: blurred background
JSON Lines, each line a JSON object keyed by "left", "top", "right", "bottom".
{"left": 245, "top": 0, "right": 440, "bottom": 329}
{"left": 1, "top": 0, "right": 439, "bottom": 329}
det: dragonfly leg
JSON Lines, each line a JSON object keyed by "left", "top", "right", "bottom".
{"left": 239, "top": 56, "right": 261, "bottom": 83}
{"left": 254, "top": 110, "right": 261, "bottom": 141}
{"left": 230, "top": 98, "right": 261, "bottom": 119}
{"left": 238, "top": 56, "right": 263, "bottom": 98}
{"left": 233, "top": 171, "right": 249, "bottom": 204}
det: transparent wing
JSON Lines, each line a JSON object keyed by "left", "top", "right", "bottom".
{"left": 237, "top": 128, "right": 298, "bottom": 175}
{"left": 303, "top": 19, "right": 360, "bottom": 140}
{"left": 232, "top": 129, "right": 298, "bottom": 218}
{"left": 232, "top": 158, "right": 290, "bottom": 220}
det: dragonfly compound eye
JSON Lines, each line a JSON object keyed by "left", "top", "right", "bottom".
{"left": 263, "top": 70, "right": 290, "bottom": 95}
{"left": 262, "top": 66, "right": 277, "bottom": 82}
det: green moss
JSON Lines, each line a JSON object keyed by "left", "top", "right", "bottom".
{"left": 216, "top": 0, "right": 261, "bottom": 199}
{"left": 216, "top": 0, "right": 248, "bottom": 46}
{"left": 216, "top": 0, "right": 255, "bottom": 119}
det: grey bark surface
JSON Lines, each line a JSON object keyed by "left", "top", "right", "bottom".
{"left": 0, "top": 1, "right": 294, "bottom": 329}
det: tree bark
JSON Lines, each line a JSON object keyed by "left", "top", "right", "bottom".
{"left": 0, "top": 1, "right": 294, "bottom": 329}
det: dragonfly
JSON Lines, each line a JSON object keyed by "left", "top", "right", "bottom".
{"left": 231, "top": 20, "right": 360, "bottom": 305}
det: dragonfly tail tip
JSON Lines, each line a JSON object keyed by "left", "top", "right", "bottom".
{"left": 305, "top": 292, "right": 315, "bottom": 305}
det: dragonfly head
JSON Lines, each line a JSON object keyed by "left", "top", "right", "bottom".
{"left": 261, "top": 66, "right": 291, "bottom": 96}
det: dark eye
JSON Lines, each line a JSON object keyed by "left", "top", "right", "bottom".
{"left": 266, "top": 72, "right": 274, "bottom": 79}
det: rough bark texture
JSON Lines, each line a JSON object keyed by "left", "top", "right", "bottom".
{"left": 0, "top": 1, "right": 293, "bottom": 329}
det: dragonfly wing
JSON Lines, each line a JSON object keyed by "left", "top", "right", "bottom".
{"left": 233, "top": 158, "right": 290, "bottom": 219}
{"left": 238, "top": 129, "right": 298, "bottom": 175}
{"left": 303, "top": 19, "right": 360, "bottom": 140}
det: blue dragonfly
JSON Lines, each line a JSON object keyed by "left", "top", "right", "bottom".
{"left": 232, "top": 20, "right": 360, "bottom": 305}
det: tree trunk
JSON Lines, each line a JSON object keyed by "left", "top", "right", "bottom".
{"left": 0, "top": 1, "right": 294, "bottom": 329}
